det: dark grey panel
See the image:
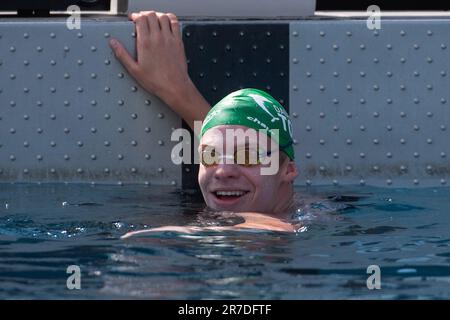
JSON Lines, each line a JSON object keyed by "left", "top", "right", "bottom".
{"left": 182, "top": 22, "right": 290, "bottom": 189}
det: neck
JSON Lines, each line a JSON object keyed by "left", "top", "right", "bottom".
{"left": 271, "top": 184, "right": 295, "bottom": 218}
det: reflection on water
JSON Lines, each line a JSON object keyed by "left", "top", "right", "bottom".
{"left": 0, "top": 183, "right": 449, "bottom": 299}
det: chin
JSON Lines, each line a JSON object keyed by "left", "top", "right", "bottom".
{"left": 206, "top": 200, "right": 248, "bottom": 212}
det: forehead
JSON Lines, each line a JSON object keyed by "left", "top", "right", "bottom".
{"left": 200, "top": 125, "right": 277, "bottom": 149}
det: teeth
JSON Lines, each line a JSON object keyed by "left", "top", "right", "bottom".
{"left": 216, "top": 191, "right": 245, "bottom": 196}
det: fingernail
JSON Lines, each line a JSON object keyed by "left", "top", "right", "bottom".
{"left": 109, "top": 39, "right": 117, "bottom": 47}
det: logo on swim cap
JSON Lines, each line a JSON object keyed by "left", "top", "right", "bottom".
{"left": 200, "top": 88, "right": 295, "bottom": 160}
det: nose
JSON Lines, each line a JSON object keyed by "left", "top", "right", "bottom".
{"left": 213, "top": 163, "right": 240, "bottom": 180}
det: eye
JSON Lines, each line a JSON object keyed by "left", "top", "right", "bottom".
{"left": 261, "top": 150, "right": 271, "bottom": 158}
{"left": 235, "top": 148, "right": 260, "bottom": 166}
{"left": 201, "top": 147, "right": 218, "bottom": 166}
{"left": 258, "top": 149, "right": 274, "bottom": 164}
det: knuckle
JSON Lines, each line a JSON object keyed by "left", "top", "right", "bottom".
{"left": 171, "top": 20, "right": 180, "bottom": 30}
{"left": 135, "top": 15, "right": 145, "bottom": 23}
{"left": 160, "top": 15, "right": 171, "bottom": 25}
{"left": 167, "top": 12, "right": 178, "bottom": 21}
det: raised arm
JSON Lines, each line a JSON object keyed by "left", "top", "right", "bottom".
{"left": 109, "top": 11, "right": 210, "bottom": 130}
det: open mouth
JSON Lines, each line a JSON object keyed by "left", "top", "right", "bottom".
{"left": 212, "top": 190, "right": 249, "bottom": 202}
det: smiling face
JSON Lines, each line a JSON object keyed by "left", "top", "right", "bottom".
{"left": 198, "top": 125, "right": 298, "bottom": 215}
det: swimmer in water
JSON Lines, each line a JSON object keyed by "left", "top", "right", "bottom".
{"left": 110, "top": 11, "right": 299, "bottom": 235}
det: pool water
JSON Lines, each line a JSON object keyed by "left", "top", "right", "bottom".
{"left": 0, "top": 183, "right": 449, "bottom": 299}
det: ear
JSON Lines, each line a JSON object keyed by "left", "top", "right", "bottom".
{"left": 281, "top": 161, "right": 298, "bottom": 183}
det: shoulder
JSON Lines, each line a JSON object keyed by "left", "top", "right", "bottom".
{"left": 234, "top": 212, "right": 295, "bottom": 232}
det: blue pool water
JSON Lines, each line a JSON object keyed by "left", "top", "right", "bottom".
{"left": 0, "top": 183, "right": 449, "bottom": 299}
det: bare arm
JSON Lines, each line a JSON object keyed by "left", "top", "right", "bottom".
{"left": 121, "top": 212, "right": 295, "bottom": 239}
{"left": 109, "top": 11, "right": 210, "bottom": 130}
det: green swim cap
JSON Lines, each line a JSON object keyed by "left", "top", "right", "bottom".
{"left": 200, "top": 88, "right": 294, "bottom": 160}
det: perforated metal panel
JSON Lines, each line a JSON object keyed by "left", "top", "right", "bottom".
{"left": 2, "top": 16, "right": 450, "bottom": 188}
{"left": 0, "top": 17, "right": 181, "bottom": 185}
{"left": 290, "top": 19, "right": 450, "bottom": 187}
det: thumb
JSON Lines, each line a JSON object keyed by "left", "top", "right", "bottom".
{"left": 109, "top": 38, "right": 138, "bottom": 76}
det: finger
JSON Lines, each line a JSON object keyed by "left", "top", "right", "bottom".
{"left": 135, "top": 15, "right": 150, "bottom": 41}
{"left": 158, "top": 14, "right": 172, "bottom": 37}
{"left": 138, "top": 10, "right": 159, "bottom": 15}
{"left": 129, "top": 12, "right": 139, "bottom": 21}
{"left": 135, "top": 11, "right": 161, "bottom": 28}
{"left": 146, "top": 11, "right": 161, "bottom": 35}
{"left": 109, "top": 39, "right": 138, "bottom": 76}
{"left": 167, "top": 12, "right": 181, "bottom": 38}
